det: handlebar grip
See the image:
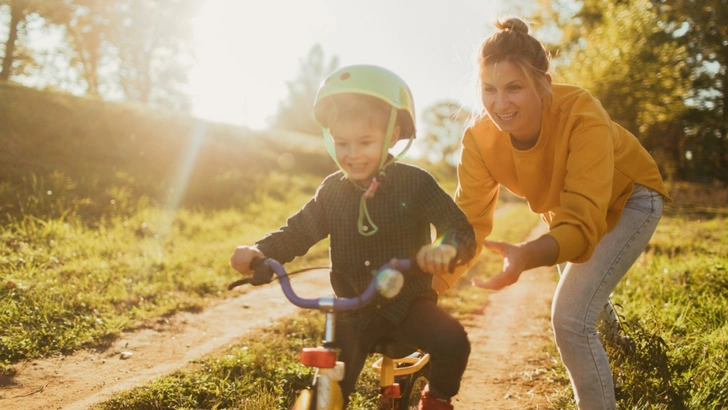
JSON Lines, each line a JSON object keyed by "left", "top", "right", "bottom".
{"left": 228, "top": 257, "right": 274, "bottom": 290}
{"left": 250, "top": 257, "right": 264, "bottom": 270}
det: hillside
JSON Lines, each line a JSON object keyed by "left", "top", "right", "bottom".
{"left": 0, "top": 83, "right": 336, "bottom": 222}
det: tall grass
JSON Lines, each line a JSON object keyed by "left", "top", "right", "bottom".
{"left": 0, "top": 171, "right": 327, "bottom": 371}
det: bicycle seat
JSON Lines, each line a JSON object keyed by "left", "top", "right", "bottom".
{"left": 370, "top": 336, "right": 419, "bottom": 359}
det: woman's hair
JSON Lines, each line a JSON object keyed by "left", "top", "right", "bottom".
{"left": 478, "top": 17, "right": 552, "bottom": 96}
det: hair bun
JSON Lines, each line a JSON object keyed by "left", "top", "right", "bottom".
{"left": 498, "top": 17, "right": 529, "bottom": 34}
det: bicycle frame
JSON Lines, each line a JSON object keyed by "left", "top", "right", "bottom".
{"left": 373, "top": 351, "right": 430, "bottom": 409}
{"left": 230, "top": 257, "right": 422, "bottom": 410}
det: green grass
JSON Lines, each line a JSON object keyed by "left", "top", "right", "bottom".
{"left": 90, "top": 310, "right": 389, "bottom": 410}
{"left": 93, "top": 311, "right": 332, "bottom": 410}
{"left": 608, "top": 205, "right": 728, "bottom": 409}
{"left": 0, "top": 171, "right": 326, "bottom": 370}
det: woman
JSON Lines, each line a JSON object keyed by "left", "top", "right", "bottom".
{"left": 454, "top": 17, "right": 671, "bottom": 409}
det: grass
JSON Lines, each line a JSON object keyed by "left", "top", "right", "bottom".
{"left": 605, "top": 183, "right": 728, "bottom": 410}
{"left": 93, "top": 311, "right": 332, "bottom": 410}
{"left": 0, "top": 81, "right": 336, "bottom": 223}
{"left": 0, "top": 171, "right": 326, "bottom": 371}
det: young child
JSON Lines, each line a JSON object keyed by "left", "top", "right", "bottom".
{"left": 230, "top": 64, "right": 476, "bottom": 409}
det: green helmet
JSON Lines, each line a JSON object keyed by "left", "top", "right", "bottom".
{"left": 313, "top": 64, "right": 416, "bottom": 139}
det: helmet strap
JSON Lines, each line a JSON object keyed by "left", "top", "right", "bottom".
{"left": 378, "top": 106, "right": 414, "bottom": 171}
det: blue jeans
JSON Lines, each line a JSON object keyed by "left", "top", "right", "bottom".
{"left": 551, "top": 184, "right": 664, "bottom": 410}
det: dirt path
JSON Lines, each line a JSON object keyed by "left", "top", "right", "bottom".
{"left": 0, "top": 272, "right": 334, "bottom": 410}
{"left": 454, "top": 222, "right": 559, "bottom": 409}
{"left": 0, "top": 221, "right": 560, "bottom": 410}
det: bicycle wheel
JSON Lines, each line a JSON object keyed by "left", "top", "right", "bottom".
{"left": 395, "top": 364, "right": 430, "bottom": 410}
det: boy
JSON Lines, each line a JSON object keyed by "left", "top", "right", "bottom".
{"left": 230, "top": 65, "right": 475, "bottom": 409}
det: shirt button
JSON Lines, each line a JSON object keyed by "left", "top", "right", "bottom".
{"left": 364, "top": 260, "right": 371, "bottom": 266}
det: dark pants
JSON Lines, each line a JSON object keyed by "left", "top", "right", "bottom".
{"left": 336, "top": 298, "right": 471, "bottom": 407}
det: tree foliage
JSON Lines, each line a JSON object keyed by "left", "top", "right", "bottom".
{"left": 419, "top": 100, "right": 472, "bottom": 167}
{"left": 653, "top": 0, "right": 728, "bottom": 181}
{"left": 525, "top": 0, "right": 727, "bottom": 183}
{"left": 0, "top": 0, "right": 59, "bottom": 81}
{"left": 109, "top": 0, "right": 195, "bottom": 111}
{"left": 0, "top": 0, "right": 194, "bottom": 111}
{"left": 272, "top": 43, "right": 339, "bottom": 135}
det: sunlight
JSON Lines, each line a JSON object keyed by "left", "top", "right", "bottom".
{"left": 188, "top": 0, "right": 334, "bottom": 129}
{"left": 158, "top": 119, "right": 208, "bottom": 238}
{"left": 187, "top": 0, "right": 503, "bottom": 132}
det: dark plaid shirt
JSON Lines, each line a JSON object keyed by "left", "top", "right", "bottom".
{"left": 255, "top": 161, "right": 476, "bottom": 328}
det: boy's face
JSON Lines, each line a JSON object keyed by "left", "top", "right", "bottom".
{"left": 330, "top": 119, "right": 399, "bottom": 185}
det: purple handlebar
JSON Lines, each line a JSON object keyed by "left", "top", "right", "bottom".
{"left": 263, "top": 258, "right": 411, "bottom": 311}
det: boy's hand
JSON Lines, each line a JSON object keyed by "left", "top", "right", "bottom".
{"left": 417, "top": 243, "right": 457, "bottom": 276}
{"left": 230, "top": 245, "right": 266, "bottom": 275}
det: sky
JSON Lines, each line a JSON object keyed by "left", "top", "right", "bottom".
{"left": 188, "top": 0, "right": 508, "bottom": 131}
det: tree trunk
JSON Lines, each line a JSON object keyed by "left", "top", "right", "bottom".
{"left": 0, "top": 3, "right": 25, "bottom": 81}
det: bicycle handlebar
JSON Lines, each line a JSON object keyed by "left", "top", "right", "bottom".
{"left": 228, "top": 258, "right": 411, "bottom": 311}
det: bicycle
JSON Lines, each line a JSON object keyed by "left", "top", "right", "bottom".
{"left": 228, "top": 257, "right": 431, "bottom": 410}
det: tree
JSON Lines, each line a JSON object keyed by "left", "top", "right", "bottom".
{"left": 1, "top": 0, "right": 195, "bottom": 112}
{"left": 108, "top": 0, "right": 195, "bottom": 111}
{"left": 0, "top": 0, "right": 52, "bottom": 81}
{"left": 557, "top": 1, "right": 689, "bottom": 178}
{"left": 419, "top": 100, "right": 473, "bottom": 167}
{"left": 272, "top": 43, "right": 339, "bottom": 135}
{"left": 58, "top": 0, "right": 112, "bottom": 96}
{"left": 523, "top": 0, "right": 728, "bottom": 182}
{"left": 651, "top": 0, "right": 728, "bottom": 181}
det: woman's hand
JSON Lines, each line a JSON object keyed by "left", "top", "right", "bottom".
{"left": 471, "top": 240, "right": 528, "bottom": 290}
{"left": 472, "top": 235, "right": 559, "bottom": 291}
{"left": 230, "top": 245, "right": 265, "bottom": 275}
{"left": 417, "top": 243, "right": 457, "bottom": 276}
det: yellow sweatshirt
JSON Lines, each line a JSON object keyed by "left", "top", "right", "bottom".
{"left": 454, "top": 83, "right": 671, "bottom": 269}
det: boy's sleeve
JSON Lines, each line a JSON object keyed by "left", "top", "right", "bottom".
{"left": 418, "top": 171, "right": 477, "bottom": 291}
{"left": 255, "top": 182, "right": 330, "bottom": 264}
